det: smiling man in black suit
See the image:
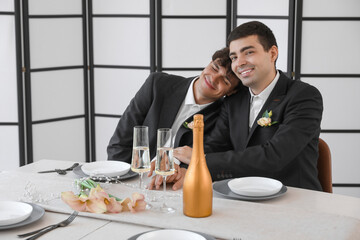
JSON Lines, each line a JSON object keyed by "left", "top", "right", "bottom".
{"left": 175, "top": 21, "right": 323, "bottom": 191}
{"left": 107, "top": 47, "right": 240, "bottom": 190}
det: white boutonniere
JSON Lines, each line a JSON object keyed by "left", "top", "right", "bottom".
{"left": 183, "top": 121, "right": 194, "bottom": 129}
{"left": 257, "top": 110, "right": 278, "bottom": 127}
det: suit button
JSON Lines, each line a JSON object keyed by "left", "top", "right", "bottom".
{"left": 217, "top": 174, "right": 221, "bottom": 179}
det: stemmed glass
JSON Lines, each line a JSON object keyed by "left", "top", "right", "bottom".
{"left": 131, "top": 126, "right": 151, "bottom": 190}
{"left": 155, "top": 128, "right": 176, "bottom": 213}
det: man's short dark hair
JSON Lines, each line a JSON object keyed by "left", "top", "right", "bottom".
{"left": 227, "top": 21, "right": 278, "bottom": 51}
{"left": 211, "top": 47, "right": 237, "bottom": 79}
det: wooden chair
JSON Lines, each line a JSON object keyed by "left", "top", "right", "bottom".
{"left": 317, "top": 138, "right": 333, "bottom": 193}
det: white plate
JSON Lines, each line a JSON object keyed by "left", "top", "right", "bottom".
{"left": 81, "top": 161, "right": 130, "bottom": 177}
{"left": 227, "top": 177, "right": 283, "bottom": 197}
{"left": 130, "top": 229, "right": 215, "bottom": 240}
{"left": 0, "top": 201, "right": 33, "bottom": 226}
{"left": 0, "top": 203, "right": 45, "bottom": 230}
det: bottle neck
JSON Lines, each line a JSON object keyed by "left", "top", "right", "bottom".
{"left": 191, "top": 126, "right": 205, "bottom": 164}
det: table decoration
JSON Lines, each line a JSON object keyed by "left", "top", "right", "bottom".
{"left": 213, "top": 179, "right": 287, "bottom": 201}
{"left": 0, "top": 203, "right": 45, "bottom": 230}
{"left": 129, "top": 229, "right": 216, "bottom": 240}
{"left": 81, "top": 161, "right": 130, "bottom": 177}
{"left": 61, "top": 179, "right": 146, "bottom": 214}
{"left": 0, "top": 201, "right": 33, "bottom": 226}
{"left": 73, "top": 165, "right": 138, "bottom": 183}
{"left": 227, "top": 177, "right": 282, "bottom": 197}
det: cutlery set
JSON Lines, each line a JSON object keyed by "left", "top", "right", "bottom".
{"left": 17, "top": 211, "right": 78, "bottom": 240}
{"left": 37, "top": 163, "right": 79, "bottom": 175}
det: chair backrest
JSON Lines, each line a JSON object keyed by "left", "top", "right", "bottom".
{"left": 317, "top": 138, "right": 333, "bottom": 193}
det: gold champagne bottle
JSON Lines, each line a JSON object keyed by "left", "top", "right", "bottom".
{"left": 183, "top": 114, "right": 212, "bottom": 217}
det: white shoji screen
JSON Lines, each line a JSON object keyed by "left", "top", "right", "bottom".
{"left": 236, "top": 0, "right": 291, "bottom": 74}
{"left": 26, "top": 0, "right": 88, "bottom": 163}
{"left": 91, "top": 0, "right": 152, "bottom": 161}
{"left": 301, "top": 0, "right": 360, "bottom": 197}
{"left": 0, "top": 0, "right": 21, "bottom": 170}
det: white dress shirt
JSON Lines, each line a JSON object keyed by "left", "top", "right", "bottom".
{"left": 249, "top": 71, "right": 280, "bottom": 128}
{"left": 152, "top": 77, "right": 212, "bottom": 164}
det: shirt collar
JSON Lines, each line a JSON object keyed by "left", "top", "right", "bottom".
{"left": 249, "top": 70, "right": 280, "bottom": 101}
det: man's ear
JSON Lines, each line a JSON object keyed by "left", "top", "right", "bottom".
{"left": 270, "top": 45, "right": 278, "bottom": 63}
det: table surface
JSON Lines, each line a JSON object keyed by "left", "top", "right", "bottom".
{"left": 1, "top": 159, "right": 360, "bottom": 240}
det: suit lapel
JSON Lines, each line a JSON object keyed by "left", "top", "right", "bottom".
{"left": 173, "top": 99, "right": 222, "bottom": 147}
{"left": 246, "top": 73, "right": 288, "bottom": 145}
{"left": 237, "top": 90, "right": 251, "bottom": 146}
{"left": 157, "top": 77, "right": 193, "bottom": 128}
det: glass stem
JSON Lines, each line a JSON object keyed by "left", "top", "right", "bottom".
{"left": 139, "top": 172, "right": 143, "bottom": 189}
{"left": 163, "top": 176, "right": 167, "bottom": 206}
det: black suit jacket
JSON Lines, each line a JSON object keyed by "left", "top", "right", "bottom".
{"left": 205, "top": 72, "right": 323, "bottom": 191}
{"left": 107, "top": 72, "right": 223, "bottom": 163}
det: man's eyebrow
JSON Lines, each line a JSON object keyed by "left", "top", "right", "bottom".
{"left": 212, "top": 61, "right": 220, "bottom": 69}
{"left": 240, "top": 46, "right": 255, "bottom": 53}
{"left": 229, "top": 45, "right": 254, "bottom": 56}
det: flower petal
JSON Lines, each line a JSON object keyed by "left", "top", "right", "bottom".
{"left": 61, "top": 191, "right": 87, "bottom": 212}
{"left": 126, "top": 193, "right": 146, "bottom": 213}
{"left": 86, "top": 198, "right": 107, "bottom": 213}
{"left": 106, "top": 197, "right": 123, "bottom": 213}
{"left": 120, "top": 197, "right": 132, "bottom": 212}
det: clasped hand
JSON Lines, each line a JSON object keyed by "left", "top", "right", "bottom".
{"left": 147, "top": 146, "right": 193, "bottom": 190}
{"left": 147, "top": 161, "right": 186, "bottom": 191}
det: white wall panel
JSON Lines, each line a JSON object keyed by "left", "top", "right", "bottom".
{"left": 320, "top": 133, "right": 360, "bottom": 183}
{"left": 0, "top": 126, "right": 19, "bottom": 171}
{"left": 95, "top": 117, "right": 120, "bottom": 161}
{"left": 162, "top": 19, "right": 226, "bottom": 68}
{"left": 28, "top": 0, "right": 82, "bottom": 15}
{"left": 29, "top": 19, "right": 83, "bottom": 69}
{"left": 92, "top": 0, "right": 149, "bottom": 14}
{"left": 93, "top": 18, "right": 150, "bottom": 66}
{"left": 32, "top": 119, "right": 86, "bottom": 162}
{"left": 302, "top": 78, "right": 360, "bottom": 130}
{"left": 0, "top": 0, "right": 14, "bottom": 11}
{"left": 0, "top": 15, "right": 17, "bottom": 122}
{"left": 94, "top": 69, "right": 149, "bottom": 115}
{"left": 301, "top": 21, "right": 360, "bottom": 74}
{"left": 237, "top": 0, "right": 289, "bottom": 16}
{"left": 333, "top": 187, "right": 360, "bottom": 198}
{"left": 162, "top": 0, "right": 226, "bottom": 15}
{"left": 236, "top": 19, "right": 288, "bottom": 72}
{"left": 31, "top": 69, "right": 84, "bottom": 121}
{"left": 303, "top": 0, "right": 360, "bottom": 17}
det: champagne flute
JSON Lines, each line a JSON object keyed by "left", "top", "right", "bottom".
{"left": 131, "top": 126, "right": 151, "bottom": 190}
{"left": 155, "top": 128, "right": 176, "bottom": 213}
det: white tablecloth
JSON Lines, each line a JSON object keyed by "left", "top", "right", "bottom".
{"left": 1, "top": 170, "right": 360, "bottom": 240}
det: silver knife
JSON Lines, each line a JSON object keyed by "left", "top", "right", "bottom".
{"left": 38, "top": 163, "right": 80, "bottom": 174}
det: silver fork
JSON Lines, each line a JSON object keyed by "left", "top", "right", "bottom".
{"left": 18, "top": 211, "right": 78, "bottom": 239}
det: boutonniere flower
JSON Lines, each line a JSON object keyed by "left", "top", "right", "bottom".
{"left": 257, "top": 110, "right": 278, "bottom": 127}
{"left": 61, "top": 179, "right": 146, "bottom": 214}
{"left": 183, "top": 121, "right": 194, "bottom": 129}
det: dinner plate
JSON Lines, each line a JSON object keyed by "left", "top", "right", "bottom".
{"left": 213, "top": 179, "right": 287, "bottom": 201}
{"left": 73, "top": 165, "right": 138, "bottom": 182}
{"left": 81, "top": 161, "right": 130, "bottom": 177}
{"left": 128, "top": 229, "right": 215, "bottom": 240}
{"left": 0, "top": 203, "right": 45, "bottom": 230}
{"left": 227, "top": 177, "right": 283, "bottom": 197}
{"left": 0, "top": 201, "right": 33, "bottom": 226}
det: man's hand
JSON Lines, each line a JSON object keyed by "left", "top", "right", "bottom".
{"left": 173, "top": 146, "right": 193, "bottom": 164}
{"left": 147, "top": 162, "right": 186, "bottom": 190}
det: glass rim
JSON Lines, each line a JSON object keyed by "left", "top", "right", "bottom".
{"left": 157, "top": 128, "right": 171, "bottom": 132}
{"left": 134, "top": 126, "right": 148, "bottom": 129}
